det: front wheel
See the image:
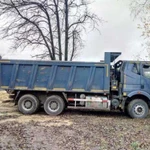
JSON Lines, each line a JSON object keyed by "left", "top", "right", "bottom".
{"left": 127, "top": 99, "right": 149, "bottom": 118}
{"left": 44, "top": 95, "right": 65, "bottom": 115}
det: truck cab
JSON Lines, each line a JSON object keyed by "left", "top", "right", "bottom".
{"left": 112, "top": 60, "right": 150, "bottom": 118}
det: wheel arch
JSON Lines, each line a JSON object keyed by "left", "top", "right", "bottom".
{"left": 125, "top": 94, "right": 150, "bottom": 109}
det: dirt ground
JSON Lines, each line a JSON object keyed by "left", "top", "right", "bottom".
{"left": 0, "top": 91, "right": 150, "bottom": 150}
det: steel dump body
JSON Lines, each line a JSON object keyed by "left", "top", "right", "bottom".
{"left": 0, "top": 59, "right": 110, "bottom": 93}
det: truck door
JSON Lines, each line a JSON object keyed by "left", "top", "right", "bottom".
{"left": 123, "top": 62, "right": 141, "bottom": 93}
{"left": 140, "top": 63, "right": 150, "bottom": 93}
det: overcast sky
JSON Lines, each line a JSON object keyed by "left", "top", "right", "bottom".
{"left": 0, "top": 0, "right": 144, "bottom": 61}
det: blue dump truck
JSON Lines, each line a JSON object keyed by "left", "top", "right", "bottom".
{"left": 0, "top": 52, "right": 150, "bottom": 118}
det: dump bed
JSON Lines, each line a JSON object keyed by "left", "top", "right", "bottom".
{"left": 0, "top": 52, "right": 120, "bottom": 94}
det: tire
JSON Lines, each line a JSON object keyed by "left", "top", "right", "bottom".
{"left": 44, "top": 95, "right": 65, "bottom": 115}
{"left": 18, "top": 94, "right": 40, "bottom": 114}
{"left": 127, "top": 99, "right": 149, "bottom": 118}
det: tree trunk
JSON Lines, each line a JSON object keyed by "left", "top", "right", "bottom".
{"left": 70, "top": 30, "right": 75, "bottom": 61}
{"left": 64, "top": 0, "right": 69, "bottom": 61}
{"left": 54, "top": 0, "right": 62, "bottom": 60}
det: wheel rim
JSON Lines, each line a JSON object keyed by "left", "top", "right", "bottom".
{"left": 24, "top": 100, "right": 32, "bottom": 109}
{"left": 48, "top": 101, "right": 60, "bottom": 112}
{"left": 134, "top": 104, "right": 145, "bottom": 116}
{"left": 22, "top": 99, "right": 33, "bottom": 110}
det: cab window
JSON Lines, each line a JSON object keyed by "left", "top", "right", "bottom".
{"left": 143, "top": 65, "right": 150, "bottom": 78}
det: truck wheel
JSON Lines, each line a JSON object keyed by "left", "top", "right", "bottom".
{"left": 44, "top": 95, "right": 65, "bottom": 115}
{"left": 18, "top": 94, "right": 40, "bottom": 114}
{"left": 127, "top": 99, "right": 149, "bottom": 118}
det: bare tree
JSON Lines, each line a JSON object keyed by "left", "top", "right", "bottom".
{"left": 130, "top": 0, "right": 150, "bottom": 59}
{"left": 130, "top": 0, "right": 149, "bottom": 17}
{"left": 0, "top": 0, "right": 101, "bottom": 60}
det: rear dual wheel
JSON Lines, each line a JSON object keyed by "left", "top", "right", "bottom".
{"left": 18, "top": 94, "right": 40, "bottom": 114}
{"left": 44, "top": 95, "right": 65, "bottom": 115}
